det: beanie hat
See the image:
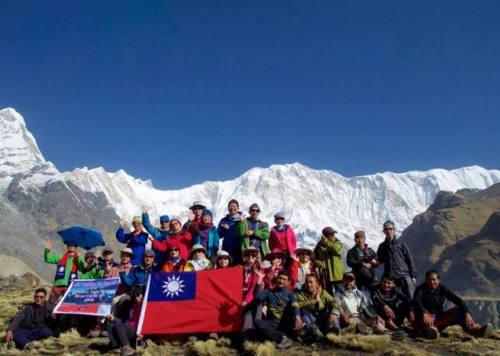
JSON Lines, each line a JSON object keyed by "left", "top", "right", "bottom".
{"left": 228, "top": 199, "right": 239, "bottom": 208}
{"left": 249, "top": 203, "right": 260, "bottom": 212}
{"left": 169, "top": 216, "right": 183, "bottom": 225}
{"left": 202, "top": 209, "right": 213, "bottom": 218}
{"left": 159, "top": 215, "right": 170, "bottom": 223}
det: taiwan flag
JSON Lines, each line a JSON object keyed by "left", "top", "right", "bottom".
{"left": 137, "top": 267, "right": 243, "bottom": 335}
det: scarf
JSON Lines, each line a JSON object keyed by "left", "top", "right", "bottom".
{"left": 191, "top": 257, "right": 209, "bottom": 271}
{"left": 55, "top": 252, "right": 79, "bottom": 284}
{"left": 168, "top": 255, "right": 182, "bottom": 266}
{"left": 199, "top": 221, "right": 213, "bottom": 230}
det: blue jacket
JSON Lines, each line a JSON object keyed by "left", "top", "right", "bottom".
{"left": 193, "top": 226, "right": 220, "bottom": 259}
{"left": 119, "top": 263, "right": 157, "bottom": 288}
{"left": 218, "top": 214, "right": 242, "bottom": 253}
{"left": 142, "top": 213, "right": 170, "bottom": 241}
{"left": 115, "top": 228, "right": 148, "bottom": 266}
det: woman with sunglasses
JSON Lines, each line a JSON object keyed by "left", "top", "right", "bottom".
{"left": 269, "top": 212, "right": 297, "bottom": 261}
{"left": 160, "top": 240, "right": 186, "bottom": 272}
{"left": 241, "top": 247, "right": 264, "bottom": 344}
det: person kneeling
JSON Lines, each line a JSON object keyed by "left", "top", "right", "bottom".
{"left": 371, "top": 274, "right": 411, "bottom": 331}
{"left": 106, "top": 285, "right": 144, "bottom": 355}
{"left": 4, "top": 288, "right": 53, "bottom": 350}
{"left": 296, "top": 274, "right": 341, "bottom": 342}
{"left": 334, "top": 272, "right": 385, "bottom": 335}
{"left": 413, "top": 270, "right": 492, "bottom": 339}
{"left": 254, "top": 271, "right": 299, "bottom": 349}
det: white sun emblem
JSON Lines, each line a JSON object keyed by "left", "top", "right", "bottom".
{"left": 162, "top": 275, "right": 186, "bottom": 298}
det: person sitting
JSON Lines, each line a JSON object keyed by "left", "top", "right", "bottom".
{"left": 161, "top": 240, "right": 186, "bottom": 272}
{"left": 314, "top": 227, "right": 344, "bottom": 293}
{"left": 346, "top": 230, "right": 378, "bottom": 294}
{"left": 98, "top": 247, "right": 119, "bottom": 277}
{"left": 289, "top": 247, "right": 315, "bottom": 291}
{"left": 412, "top": 270, "right": 493, "bottom": 339}
{"left": 371, "top": 274, "right": 411, "bottom": 331}
{"left": 116, "top": 216, "right": 148, "bottom": 266}
{"left": 184, "top": 244, "right": 213, "bottom": 272}
{"left": 120, "top": 249, "right": 157, "bottom": 289}
{"left": 263, "top": 250, "right": 287, "bottom": 289}
{"left": 79, "top": 250, "right": 105, "bottom": 279}
{"left": 269, "top": 212, "right": 297, "bottom": 260}
{"left": 184, "top": 201, "right": 207, "bottom": 235}
{"left": 214, "top": 250, "right": 232, "bottom": 269}
{"left": 106, "top": 285, "right": 144, "bottom": 356}
{"left": 218, "top": 199, "right": 244, "bottom": 265}
{"left": 333, "top": 272, "right": 384, "bottom": 334}
{"left": 193, "top": 209, "right": 219, "bottom": 259}
{"left": 238, "top": 203, "right": 271, "bottom": 258}
{"left": 151, "top": 216, "right": 192, "bottom": 261}
{"left": 142, "top": 206, "right": 170, "bottom": 266}
{"left": 44, "top": 240, "right": 84, "bottom": 304}
{"left": 296, "top": 274, "right": 341, "bottom": 342}
{"left": 254, "top": 270, "right": 300, "bottom": 349}
{"left": 4, "top": 288, "right": 54, "bottom": 350}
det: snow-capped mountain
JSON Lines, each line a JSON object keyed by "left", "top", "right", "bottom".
{"left": 2, "top": 107, "right": 500, "bottom": 249}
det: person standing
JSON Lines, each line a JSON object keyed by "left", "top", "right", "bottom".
{"left": 184, "top": 201, "right": 206, "bottom": 235}
{"left": 218, "top": 199, "right": 244, "bottom": 264}
{"left": 4, "top": 288, "right": 54, "bottom": 350}
{"left": 313, "top": 227, "right": 344, "bottom": 293}
{"left": 346, "top": 230, "right": 378, "bottom": 294}
{"left": 377, "top": 220, "right": 417, "bottom": 302}
{"left": 238, "top": 203, "right": 270, "bottom": 258}
{"left": 193, "top": 209, "right": 220, "bottom": 259}
{"left": 116, "top": 216, "right": 148, "bottom": 266}
{"left": 269, "top": 212, "right": 297, "bottom": 259}
{"left": 142, "top": 206, "right": 170, "bottom": 266}
{"left": 150, "top": 216, "right": 192, "bottom": 261}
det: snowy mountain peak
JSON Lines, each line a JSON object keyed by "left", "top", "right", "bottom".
{"left": 0, "top": 108, "right": 46, "bottom": 177}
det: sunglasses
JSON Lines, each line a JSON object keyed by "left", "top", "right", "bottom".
{"left": 383, "top": 227, "right": 394, "bottom": 231}
{"left": 218, "top": 257, "right": 230, "bottom": 260}
{"left": 275, "top": 218, "right": 285, "bottom": 221}
{"left": 170, "top": 248, "right": 179, "bottom": 252}
{"left": 250, "top": 210, "right": 260, "bottom": 213}
{"left": 35, "top": 295, "right": 45, "bottom": 299}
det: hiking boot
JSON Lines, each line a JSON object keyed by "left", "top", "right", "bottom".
{"left": 23, "top": 342, "right": 35, "bottom": 351}
{"left": 391, "top": 330, "right": 407, "bottom": 342}
{"left": 356, "top": 323, "right": 373, "bottom": 335}
{"left": 426, "top": 326, "right": 439, "bottom": 339}
{"left": 120, "top": 344, "right": 136, "bottom": 356}
{"left": 276, "top": 335, "right": 293, "bottom": 349}
{"left": 471, "top": 323, "right": 493, "bottom": 338}
{"left": 311, "top": 325, "right": 325, "bottom": 341}
{"left": 326, "top": 325, "right": 341, "bottom": 338}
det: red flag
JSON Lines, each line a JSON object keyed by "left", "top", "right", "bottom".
{"left": 137, "top": 267, "right": 243, "bottom": 335}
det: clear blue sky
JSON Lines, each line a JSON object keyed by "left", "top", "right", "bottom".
{"left": 1, "top": 1, "right": 499, "bottom": 189}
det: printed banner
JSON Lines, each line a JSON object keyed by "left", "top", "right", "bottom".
{"left": 138, "top": 267, "right": 243, "bottom": 335}
{"left": 53, "top": 277, "right": 120, "bottom": 316}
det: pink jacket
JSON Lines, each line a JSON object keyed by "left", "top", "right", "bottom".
{"left": 269, "top": 225, "right": 297, "bottom": 256}
{"left": 243, "top": 267, "right": 262, "bottom": 304}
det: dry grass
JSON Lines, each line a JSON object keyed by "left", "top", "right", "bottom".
{"left": 243, "top": 340, "right": 277, "bottom": 356}
{"left": 327, "top": 333, "right": 391, "bottom": 353}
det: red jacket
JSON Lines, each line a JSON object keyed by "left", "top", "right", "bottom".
{"left": 243, "top": 267, "right": 263, "bottom": 304}
{"left": 152, "top": 231, "right": 193, "bottom": 261}
{"left": 269, "top": 225, "right": 297, "bottom": 256}
{"left": 289, "top": 259, "right": 315, "bottom": 290}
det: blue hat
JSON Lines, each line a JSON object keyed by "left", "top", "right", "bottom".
{"left": 202, "top": 209, "right": 212, "bottom": 218}
{"left": 159, "top": 215, "right": 170, "bottom": 223}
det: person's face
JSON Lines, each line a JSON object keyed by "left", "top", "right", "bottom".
{"left": 275, "top": 217, "right": 285, "bottom": 227}
{"left": 298, "top": 252, "right": 311, "bottom": 263}
{"left": 202, "top": 215, "right": 212, "bottom": 225}
{"left": 192, "top": 206, "right": 203, "bottom": 218}
{"left": 66, "top": 244, "right": 77, "bottom": 253}
{"left": 121, "top": 253, "right": 131, "bottom": 264}
{"left": 276, "top": 275, "right": 290, "bottom": 288}
{"left": 355, "top": 236, "right": 366, "bottom": 248}
{"left": 271, "top": 255, "right": 282, "bottom": 267}
{"left": 244, "top": 252, "right": 258, "bottom": 265}
{"left": 160, "top": 221, "right": 170, "bottom": 230}
{"left": 132, "top": 222, "right": 142, "bottom": 232}
{"left": 170, "top": 220, "right": 182, "bottom": 232}
{"left": 34, "top": 292, "right": 46, "bottom": 306}
{"left": 86, "top": 256, "right": 96, "bottom": 266}
{"left": 228, "top": 203, "right": 239, "bottom": 215}
{"left": 383, "top": 225, "right": 395, "bottom": 239}
{"left": 381, "top": 278, "right": 395, "bottom": 292}
{"left": 426, "top": 273, "right": 440, "bottom": 290}
{"left": 217, "top": 257, "right": 230, "bottom": 268}
{"left": 103, "top": 252, "right": 113, "bottom": 261}
{"left": 250, "top": 209, "right": 260, "bottom": 219}
{"left": 144, "top": 255, "right": 154, "bottom": 267}
{"left": 343, "top": 277, "right": 356, "bottom": 290}
{"left": 169, "top": 248, "right": 180, "bottom": 257}
{"left": 193, "top": 250, "right": 205, "bottom": 260}
{"left": 304, "top": 277, "right": 319, "bottom": 293}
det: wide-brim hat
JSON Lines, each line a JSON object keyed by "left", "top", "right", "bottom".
{"left": 243, "top": 246, "right": 259, "bottom": 256}
{"left": 190, "top": 244, "right": 207, "bottom": 258}
{"left": 295, "top": 247, "right": 314, "bottom": 258}
{"left": 189, "top": 201, "right": 206, "bottom": 210}
{"left": 120, "top": 247, "right": 135, "bottom": 258}
{"left": 216, "top": 250, "right": 233, "bottom": 263}
{"left": 265, "top": 249, "right": 287, "bottom": 261}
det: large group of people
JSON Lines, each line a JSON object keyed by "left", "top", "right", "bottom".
{"left": 4, "top": 200, "right": 493, "bottom": 354}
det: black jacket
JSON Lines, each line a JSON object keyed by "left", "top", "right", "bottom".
{"left": 371, "top": 287, "right": 409, "bottom": 314}
{"left": 412, "top": 283, "right": 469, "bottom": 316}
{"left": 377, "top": 237, "right": 416, "bottom": 279}
{"left": 346, "top": 245, "right": 378, "bottom": 286}
{"left": 9, "top": 303, "right": 54, "bottom": 331}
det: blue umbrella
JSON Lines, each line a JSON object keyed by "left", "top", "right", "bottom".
{"left": 57, "top": 225, "right": 105, "bottom": 250}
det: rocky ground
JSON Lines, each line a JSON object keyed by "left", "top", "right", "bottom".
{"left": 1, "top": 274, "right": 500, "bottom": 355}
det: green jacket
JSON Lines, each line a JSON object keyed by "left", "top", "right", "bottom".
{"left": 297, "top": 289, "right": 341, "bottom": 317}
{"left": 237, "top": 218, "right": 270, "bottom": 256}
{"left": 78, "top": 264, "right": 105, "bottom": 279}
{"left": 314, "top": 236, "right": 344, "bottom": 283}
{"left": 44, "top": 248, "right": 85, "bottom": 287}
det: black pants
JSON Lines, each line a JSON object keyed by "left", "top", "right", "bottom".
{"left": 106, "top": 319, "right": 136, "bottom": 348}
{"left": 255, "top": 318, "right": 287, "bottom": 342}
{"left": 13, "top": 326, "right": 52, "bottom": 349}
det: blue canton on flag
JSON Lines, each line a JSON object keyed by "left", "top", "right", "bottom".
{"left": 147, "top": 272, "right": 196, "bottom": 302}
